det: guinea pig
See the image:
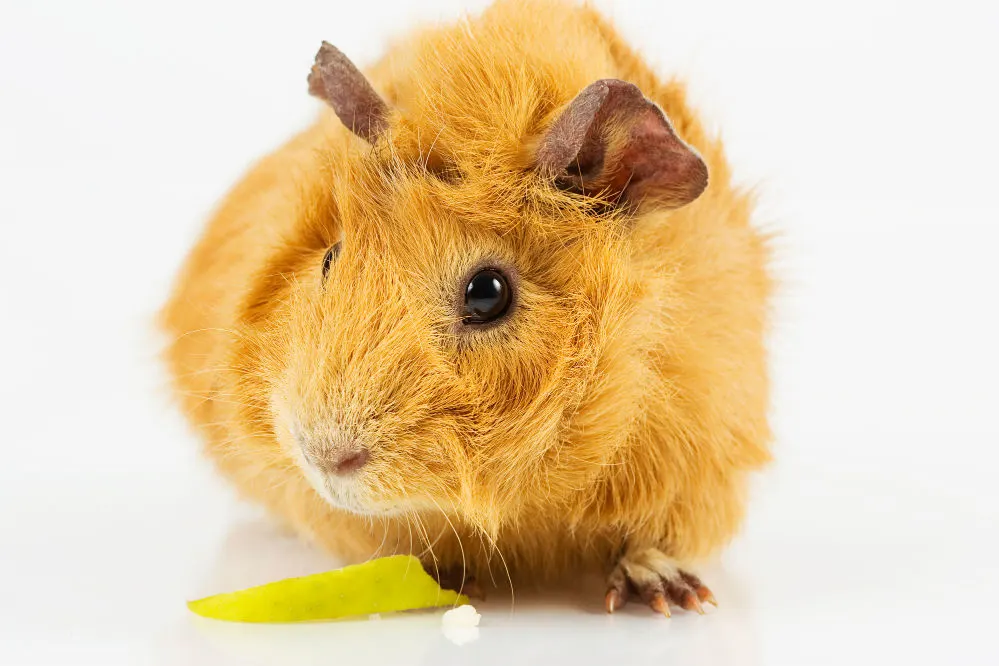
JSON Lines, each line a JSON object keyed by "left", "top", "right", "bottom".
{"left": 161, "top": 0, "right": 771, "bottom": 616}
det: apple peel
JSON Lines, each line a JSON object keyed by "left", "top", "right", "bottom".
{"left": 187, "top": 555, "right": 468, "bottom": 623}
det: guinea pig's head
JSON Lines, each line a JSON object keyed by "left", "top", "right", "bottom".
{"left": 250, "top": 43, "right": 707, "bottom": 534}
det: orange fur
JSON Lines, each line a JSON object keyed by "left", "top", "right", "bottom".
{"left": 161, "top": 0, "right": 771, "bottom": 586}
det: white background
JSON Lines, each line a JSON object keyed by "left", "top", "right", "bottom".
{"left": 2, "top": 1, "right": 998, "bottom": 664}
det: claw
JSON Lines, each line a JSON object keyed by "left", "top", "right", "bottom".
{"left": 649, "top": 592, "right": 671, "bottom": 618}
{"left": 682, "top": 591, "right": 705, "bottom": 614}
{"left": 698, "top": 588, "right": 718, "bottom": 607}
{"left": 605, "top": 588, "right": 625, "bottom": 614}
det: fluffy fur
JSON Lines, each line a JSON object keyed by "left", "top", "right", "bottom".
{"left": 161, "top": 0, "right": 772, "bottom": 587}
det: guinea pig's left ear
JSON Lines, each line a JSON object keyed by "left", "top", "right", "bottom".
{"left": 535, "top": 79, "right": 708, "bottom": 210}
{"left": 308, "top": 42, "right": 389, "bottom": 143}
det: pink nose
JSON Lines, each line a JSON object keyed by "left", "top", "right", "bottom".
{"left": 297, "top": 430, "right": 370, "bottom": 476}
{"left": 305, "top": 445, "right": 370, "bottom": 476}
{"left": 327, "top": 448, "right": 370, "bottom": 475}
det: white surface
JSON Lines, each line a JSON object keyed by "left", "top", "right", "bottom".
{"left": 2, "top": 1, "right": 999, "bottom": 664}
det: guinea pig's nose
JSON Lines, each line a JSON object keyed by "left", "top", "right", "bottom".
{"left": 327, "top": 447, "right": 370, "bottom": 475}
{"left": 298, "top": 432, "right": 370, "bottom": 476}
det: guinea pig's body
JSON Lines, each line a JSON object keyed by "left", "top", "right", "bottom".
{"left": 162, "top": 0, "right": 770, "bottom": 612}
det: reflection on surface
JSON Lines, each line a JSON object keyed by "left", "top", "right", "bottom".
{"left": 156, "top": 518, "right": 762, "bottom": 666}
{"left": 441, "top": 622, "right": 480, "bottom": 646}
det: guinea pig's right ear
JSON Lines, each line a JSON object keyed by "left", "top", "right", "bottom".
{"left": 308, "top": 42, "right": 389, "bottom": 143}
{"left": 535, "top": 79, "right": 708, "bottom": 211}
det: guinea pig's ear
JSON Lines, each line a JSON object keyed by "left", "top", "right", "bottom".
{"left": 535, "top": 79, "right": 708, "bottom": 210}
{"left": 308, "top": 42, "right": 389, "bottom": 143}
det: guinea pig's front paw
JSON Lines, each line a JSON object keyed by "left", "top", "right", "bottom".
{"left": 605, "top": 547, "right": 716, "bottom": 617}
{"left": 422, "top": 562, "right": 485, "bottom": 600}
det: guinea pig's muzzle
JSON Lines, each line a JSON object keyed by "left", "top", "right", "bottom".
{"left": 292, "top": 423, "right": 370, "bottom": 477}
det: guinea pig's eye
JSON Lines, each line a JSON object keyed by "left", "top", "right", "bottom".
{"left": 321, "top": 242, "right": 342, "bottom": 281}
{"left": 462, "top": 269, "right": 511, "bottom": 324}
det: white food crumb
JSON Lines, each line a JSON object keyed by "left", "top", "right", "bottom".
{"left": 441, "top": 604, "right": 481, "bottom": 645}
{"left": 441, "top": 604, "right": 481, "bottom": 628}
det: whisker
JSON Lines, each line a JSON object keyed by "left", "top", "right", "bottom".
{"left": 428, "top": 495, "right": 468, "bottom": 599}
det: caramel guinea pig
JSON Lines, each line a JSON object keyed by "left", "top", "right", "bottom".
{"left": 162, "top": 0, "right": 771, "bottom": 614}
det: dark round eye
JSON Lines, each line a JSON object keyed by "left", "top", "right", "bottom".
{"left": 321, "top": 242, "right": 341, "bottom": 281}
{"left": 463, "top": 269, "right": 511, "bottom": 324}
